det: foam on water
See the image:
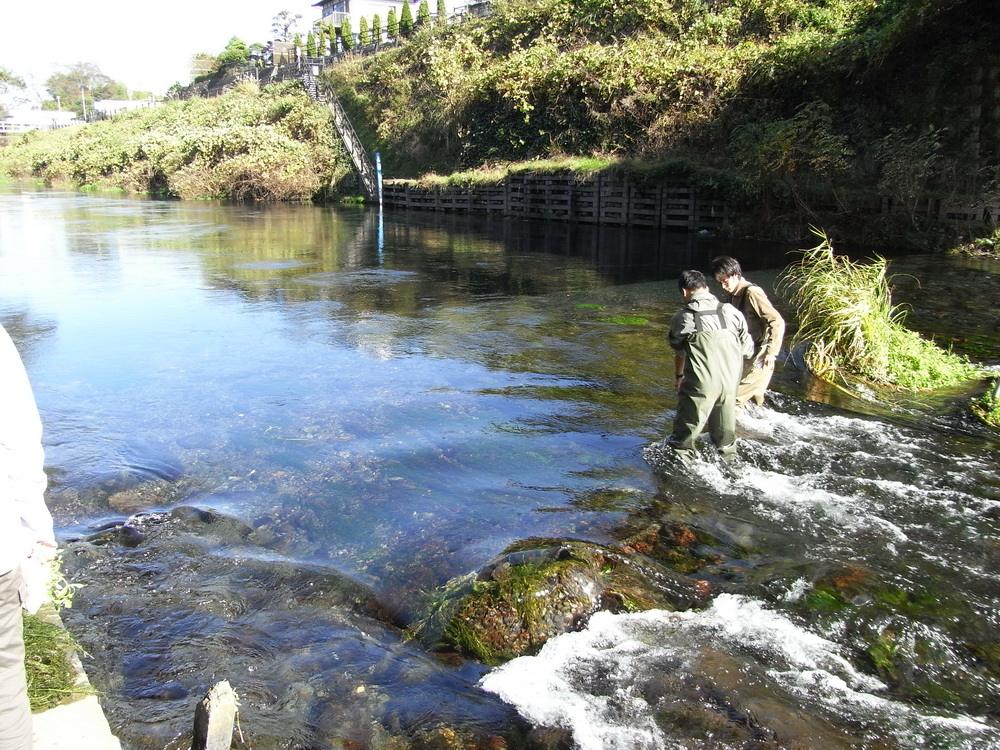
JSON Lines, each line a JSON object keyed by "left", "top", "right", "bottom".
{"left": 646, "top": 406, "right": 999, "bottom": 563}
{"left": 480, "top": 595, "right": 998, "bottom": 749}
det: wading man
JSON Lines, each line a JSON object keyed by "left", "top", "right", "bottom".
{"left": 711, "top": 256, "right": 785, "bottom": 407}
{"left": 1, "top": 323, "right": 56, "bottom": 750}
{"left": 667, "top": 270, "right": 754, "bottom": 458}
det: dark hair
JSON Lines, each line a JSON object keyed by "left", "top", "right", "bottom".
{"left": 678, "top": 270, "right": 708, "bottom": 292}
{"left": 710, "top": 256, "right": 742, "bottom": 279}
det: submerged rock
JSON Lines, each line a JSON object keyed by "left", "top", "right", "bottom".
{"left": 411, "top": 539, "right": 709, "bottom": 665}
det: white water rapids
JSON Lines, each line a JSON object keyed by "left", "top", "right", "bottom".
{"left": 481, "top": 406, "right": 1000, "bottom": 749}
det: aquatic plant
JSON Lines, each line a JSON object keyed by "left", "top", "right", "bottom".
{"left": 949, "top": 227, "right": 1000, "bottom": 258}
{"left": 780, "top": 231, "right": 983, "bottom": 390}
{"left": 23, "top": 556, "right": 88, "bottom": 712}
{"left": 22, "top": 613, "right": 86, "bottom": 712}
{"left": 971, "top": 379, "right": 1000, "bottom": 429}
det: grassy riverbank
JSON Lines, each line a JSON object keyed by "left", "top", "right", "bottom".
{"left": 0, "top": 82, "right": 349, "bottom": 201}
{"left": 328, "top": 0, "right": 998, "bottom": 241}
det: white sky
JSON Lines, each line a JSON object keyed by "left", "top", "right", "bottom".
{"left": 1, "top": 0, "right": 320, "bottom": 99}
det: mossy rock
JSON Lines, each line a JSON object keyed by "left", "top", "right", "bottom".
{"left": 411, "top": 539, "right": 709, "bottom": 665}
{"left": 618, "top": 522, "right": 727, "bottom": 575}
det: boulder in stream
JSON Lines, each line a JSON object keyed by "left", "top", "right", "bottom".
{"left": 411, "top": 539, "right": 710, "bottom": 665}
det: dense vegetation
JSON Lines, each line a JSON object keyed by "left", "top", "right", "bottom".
{"left": 972, "top": 380, "right": 1000, "bottom": 429}
{"left": 0, "top": 82, "right": 349, "bottom": 201}
{"left": 327, "top": 0, "right": 998, "bottom": 239}
{"left": 780, "top": 233, "right": 983, "bottom": 390}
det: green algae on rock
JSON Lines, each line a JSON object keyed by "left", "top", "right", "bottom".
{"left": 411, "top": 539, "right": 710, "bottom": 665}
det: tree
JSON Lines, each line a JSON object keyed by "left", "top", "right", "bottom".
{"left": 271, "top": 10, "right": 302, "bottom": 41}
{"left": 358, "top": 17, "right": 370, "bottom": 46}
{"left": 399, "top": 1, "right": 414, "bottom": 36}
{"left": 340, "top": 17, "right": 354, "bottom": 50}
{"left": 292, "top": 32, "right": 303, "bottom": 52}
{"left": 437, "top": 0, "right": 447, "bottom": 26}
{"left": 417, "top": 0, "right": 430, "bottom": 27}
{"left": 0, "top": 66, "right": 24, "bottom": 117}
{"left": 372, "top": 14, "right": 382, "bottom": 43}
{"left": 217, "top": 37, "right": 250, "bottom": 67}
{"left": 387, "top": 8, "right": 398, "bottom": 38}
{"left": 0, "top": 66, "right": 25, "bottom": 92}
{"left": 306, "top": 30, "right": 317, "bottom": 56}
{"left": 45, "top": 63, "right": 127, "bottom": 117}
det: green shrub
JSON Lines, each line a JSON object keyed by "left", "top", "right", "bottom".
{"left": 417, "top": 0, "right": 431, "bottom": 27}
{"left": 0, "top": 81, "right": 349, "bottom": 201}
{"left": 779, "top": 231, "right": 983, "bottom": 390}
{"left": 373, "top": 14, "right": 382, "bottom": 42}
{"left": 387, "top": 8, "right": 398, "bottom": 38}
{"left": 359, "top": 16, "right": 371, "bottom": 45}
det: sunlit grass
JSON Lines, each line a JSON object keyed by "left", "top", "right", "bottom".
{"left": 780, "top": 231, "right": 983, "bottom": 390}
{"left": 401, "top": 155, "right": 620, "bottom": 189}
{"left": 948, "top": 228, "right": 1000, "bottom": 258}
{"left": 971, "top": 380, "right": 1000, "bottom": 429}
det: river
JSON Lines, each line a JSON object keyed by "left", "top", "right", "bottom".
{"left": 0, "top": 188, "right": 997, "bottom": 750}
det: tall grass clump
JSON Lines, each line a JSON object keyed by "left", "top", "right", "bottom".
{"left": 780, "top": 231, "right": 982, "bottom": 390}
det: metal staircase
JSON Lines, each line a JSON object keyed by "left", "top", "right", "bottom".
{"left": 301, "top": 68, "right": 378, "bottom": 201}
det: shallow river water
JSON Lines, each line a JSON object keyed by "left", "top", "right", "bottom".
{"left": 0, "top": 189, "right": 998, "bottom": 750}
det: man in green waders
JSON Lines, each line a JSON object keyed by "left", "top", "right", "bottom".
{"left": 667, "top": 270, "right": 754, "bottom": 458}
{"left": 711, "top": 256, "right": 785, "bottom": 407}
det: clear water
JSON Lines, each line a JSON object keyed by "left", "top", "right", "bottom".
{"left": 0, "top": 189, "right": 997, "bottom": 749}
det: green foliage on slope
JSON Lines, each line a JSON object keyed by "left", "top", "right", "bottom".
{"left": 327, "top": 0, "right": 997, "bottom": 232}
{"left": 0, "top": 82, "right": 349, "bottom": 202}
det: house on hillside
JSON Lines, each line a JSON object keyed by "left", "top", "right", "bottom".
{"left": 312, "top": 0, "right": 486, "bottom": 37}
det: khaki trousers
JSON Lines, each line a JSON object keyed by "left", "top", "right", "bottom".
{"left": 0, "top": 569, "right": 31, "bottom": 750}
{"left": 735, "top": 359, "right": 775, "bottom": 407}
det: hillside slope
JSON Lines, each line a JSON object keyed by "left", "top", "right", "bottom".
{"left": 0, "top": 82, "right": 349, "bottom": 201}
{"left": 327, "top": 0, "right": 999, "bottom": 238}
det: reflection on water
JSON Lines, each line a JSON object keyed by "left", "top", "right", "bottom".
{"left": 0, "top": 188, "right": 997, "bottom": 749}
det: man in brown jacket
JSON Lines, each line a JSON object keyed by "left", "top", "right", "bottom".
{"left": 710, "top": 256, "right": 786, "bottom": 407}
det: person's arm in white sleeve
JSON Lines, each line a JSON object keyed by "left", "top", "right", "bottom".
{"left": 0, "top": 325, "right": 55, "bottom": 563}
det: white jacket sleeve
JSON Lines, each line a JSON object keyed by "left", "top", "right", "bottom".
{"left": 0, "top": 325, "right": 54, "bottom": 576}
